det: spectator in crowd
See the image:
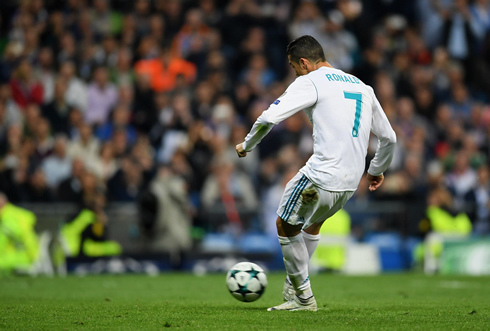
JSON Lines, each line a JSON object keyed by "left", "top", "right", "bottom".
{"left": 42, "top": 80, "right": 72, "bottom": 135}
{"left": 111, "top": 128, "right": 129, "bottom": 159}
{"left": 467, "top": 165, "right": 490, "bottom": 233}
{"left": 34, "top": 47, "right": 55, "bottom": 105}
{"left": 192, "top": 80, "right": 215, "bottom": 119}
{"left": 81, "top": 171, "right": 100, "bottom": 205}
{"left": 57, "top": 32, "right": 77, "bottom": 65}
{"left": 132, "top": 72, "right": 156, "bottom": 132}
{"left": 0, "top": 85, "right": 21, "bottom": 127}
{"left": 23, "top": 103, "right": 41, "bottom": 138}
{"left": 67, "top": 122, "right": 100, "bottom": 162}
{"left": 110, "top": 48, "right": 134, "bottom": 87}
{"left": 95, "top": 104, "right": 137, "bottom": 143}
{"left": 134, "top": 47, "right": 196, "bottom": 93}
{"left": 449, "top": 83, "right": 473, "bottom": 119}
{"left": 26, "top": 167, "right": 53, "bottom": 202}
{"left": 58, "top": 61, "right": 88, "bottom": 113}
{"left": 0, "top": 101, "right": 20, "bottom": 147}
{"left": 148, "top": 15, "right": 166, "bottom": 48}
{"left": 42, "top": 135, "right": 72, "bottom": 189}
{"left": 321, "top": 10, "right": 358, "bottom": 71}
{"left": 59, "top": 192, "right": 122, "bottom": 258}
{"left": 156, "top": 93, "right": 193, "bottom": 164}
{"left": 0, "top": 153, "right": 29, "bottom": 203}
{"left": 289, "top": 2, "right": 325, "bottom": 45}
{"left": 201, "top": 157, "right": 258, "bottom": 223}
{"left": 57, "top": 158, "right": 85, "bottom": 203}
{"left": 67, "top": 108, "right": 84, "bottom": 140}
{"left": 140, "top": 166, "right": 192, "bottom": 269}
{"left": 234, "top": 27, "right": 267, "bottom": 78}
{"left": 96, "top": 35, "right": 119, "bottom": 68}
{"left": 172, "top": 8, "right": 212, "bottom": 59}
{"left": 158, "top": 0, "right": 184, "bottom": 40}
{"left": 441, "top": 0, "right": 479, "bottom": 63}
{"left": 86, "top": 142, "right": 119, "bottom": 181}
{"left": 107, "top": 156, "right": 145, "bottom": 202}
{"left": 32, "top": 117, "right": 54, "bottom": 161}
{"left": 89, "top": 0, "right": 122, "bottom": 39}
{"left": 420, "top": 187, "right": 472, "bottom": 236}
{"left": 9, "top": 59, "right": 43, "bottom": 109}
{"left": 445, "top": 150, "right": 478, "bottom": 209}
{"left": 0, "top": 192, "right": 40, "bottom": 273}
{"left": 86, "top": 66, "right": 118, "bottom": 125}
{"left": 133, "top": 0, "right": 152, "bottom": 36}
{"left": 239, "top": 53, "right": 276, "bottom": 95}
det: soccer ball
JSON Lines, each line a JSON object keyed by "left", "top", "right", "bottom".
{"left": 226, "top": 262, "right": 267, "bottom": 302}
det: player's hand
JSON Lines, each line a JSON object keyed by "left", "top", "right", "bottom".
{"left": 366, "top": 173, "right": 384, "bottom": 192}
{"left": 236, "top": 143, "right": 247, "bottom": 158}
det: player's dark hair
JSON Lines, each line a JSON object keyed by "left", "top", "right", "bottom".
{"left": 286, "top": 35, "right": 326, "bottom": 64}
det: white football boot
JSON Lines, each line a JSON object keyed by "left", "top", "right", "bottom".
{"left": 283, "top": 278, "right": 295, "bottom": 301}
{"left": 268, "top": 295, "right": 318, "bottom": 311}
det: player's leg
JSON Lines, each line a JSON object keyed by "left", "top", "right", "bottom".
{"left": 303, "top": 221, "right": 323, "bottom": 236}
{"left": 301, "top": 221, "right": 322, "bottom": 258}
{"left": 302, "top": 190, "right": 354, "bottom": 236}
{"left": 283, "top": 227, "right": 320, "bottom": 301}
{"left": 302, "top": 224, "right": 321, "bottom": 257}
{"left": 268, "top": 217, "right": 317, "bottom": 311}
{"left": 269, "top": 173, "right": 318, "bottom": 311}
{"left": 301, "top": 190, "right": 355, "bottom": 267}
{"left": 296, "top": 224, "right": 322, "bottom": 283}
{"left": 277, "top": 217, "right": 310, "bottom": 296}
{"left": 274, "top": 173, "right": 310, "bottom": 301}
{"left": 271, "top": 189, "right": 355, "bottom": 311}
{"left": 281, "top": 222, "right": 321, "bottom": 301}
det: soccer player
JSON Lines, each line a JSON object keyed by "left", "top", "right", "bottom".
{"left": 236, "top": 35, "right": 396, "bottom": 311}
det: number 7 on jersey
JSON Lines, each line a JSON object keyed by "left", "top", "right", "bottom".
{"left": 343, "top": 91, "right": 362, "bottom": 137}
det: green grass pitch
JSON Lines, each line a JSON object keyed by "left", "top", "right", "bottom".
{"left": 0, "top": 273, "right": 489, "bottom": 330}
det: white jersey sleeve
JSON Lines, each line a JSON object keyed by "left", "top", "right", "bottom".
{"left": 367, "top": 87, "right": 397, "bottom": 176}
{"left": 242, "top": 76, "right": 317, "bottom": 152}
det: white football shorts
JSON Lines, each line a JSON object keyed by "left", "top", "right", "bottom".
{"left": 276, "top": 172, "right": 355, "bottom": 229}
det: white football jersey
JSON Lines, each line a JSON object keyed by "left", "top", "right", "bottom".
{"left": 243, "top": 66, "right": 396, "bottom": 192}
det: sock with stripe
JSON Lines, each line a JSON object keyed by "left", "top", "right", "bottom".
{"left": 278, "top": 233, "right": 313, "bottom": 300}
{"left": 286, "top": 231, "right": 320, "bottom": 286}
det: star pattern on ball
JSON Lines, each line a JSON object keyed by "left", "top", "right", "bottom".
{"left": 235, "top": 283, "right": 252, "bottom": 296}
{"left": 248, "top": 267, "right": 265, "bottom": 296}
{"left": 247, "top": 268, "right": 260, "bottom": 280}
{"left": 229, "top": 270, "right": 240, "bottom": 279}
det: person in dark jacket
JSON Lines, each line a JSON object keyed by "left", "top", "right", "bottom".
{"left": 60, "top": 193, "right": 121, "bottom": 258}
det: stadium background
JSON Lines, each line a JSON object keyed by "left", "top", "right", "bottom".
{"left": 0, "top": 0, "right": 490, "bottom": 275}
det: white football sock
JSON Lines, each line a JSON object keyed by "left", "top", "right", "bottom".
{"left": 278, "top": 234, "right": 312, "bottom": 298}
{"left": 302, "top": 230, "right": 321, "bottom": 259}
{"left": 286, "top": 231, "right": 320, "bottom": 285}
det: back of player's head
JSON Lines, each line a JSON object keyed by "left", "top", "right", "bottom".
{"left": 286, "top": 35, "right": 326, "bottom": 64}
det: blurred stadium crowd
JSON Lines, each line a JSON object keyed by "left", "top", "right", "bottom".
{"left": 0, "top": 0, "right": 490, "bottom": 253}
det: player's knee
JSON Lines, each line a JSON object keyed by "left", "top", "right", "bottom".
{"left": 276, "top": 217, "right": 283, "bottom": 228}
{"left": 276, "top": 217, "right": 285, "bottom": 234}
{"left": 276, "top": 217, "right": 301, "bottom": 237}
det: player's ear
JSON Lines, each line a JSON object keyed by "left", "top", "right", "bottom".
{"left": 300, "top": 58, "right": 307, "bottom": 69}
